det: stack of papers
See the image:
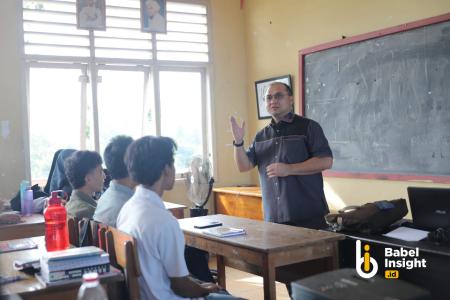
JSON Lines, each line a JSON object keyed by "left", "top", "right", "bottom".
{"left": 0, "top": 238, "right": 37, "bottom": 253}
{"left": 382, "top": 226, "right": 429, "bottom": 242}
{"left": 203, "top": 226, "right": 246, "bottom": 238}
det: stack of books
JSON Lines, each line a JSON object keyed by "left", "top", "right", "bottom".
{"left": 39, "top": 246, "right": 110, "bottom": 283}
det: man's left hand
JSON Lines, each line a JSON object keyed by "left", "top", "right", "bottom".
{"left": 266, "top": 163, "right": 291, "bottom": 177}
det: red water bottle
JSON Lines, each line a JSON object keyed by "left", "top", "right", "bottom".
{"left": 44, "top": 191, "right": 69, "bottom": 251}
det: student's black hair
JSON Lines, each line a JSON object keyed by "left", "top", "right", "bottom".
{"left": 64, "top": 150, "right": 103, "bottom": 189}
{"left": 103, "top": 135, "right": 134, "bottom": 180}
{"left": 125, "top": 136, "right": 177, "bottom": 187}
{"left": 268, "top": 82, "right": 293, "bottom": 96}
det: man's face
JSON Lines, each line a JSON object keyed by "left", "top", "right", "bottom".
{"left": 163, "top": 163, "right": 175, "bottom": 191}
{"left": 85, "top": 165, "right": 105, "bottom": 193}
{"left": 264, "top": 83, "right": 293, "bottom": 119}
{"left": 146, "top": 1, "right": 160, "bottom": 17}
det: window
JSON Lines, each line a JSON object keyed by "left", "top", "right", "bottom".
{"left": 159, "top": 70, "right": 204, "bottom": 172}
{"left": 23, "top": 0, "right": 211, "bottom": 181}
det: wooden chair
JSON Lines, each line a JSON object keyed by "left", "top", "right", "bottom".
{"left": 90, "top": 220, "right": 109, "bottom": 250}
{"left": 67, "top": 215, "right": 79, "bottom": 247}
{"left": 105, "top": 227, "right": 141, "bottom": 300}
{"left": 78, "top": 217, "right": 94, "bottom": 247}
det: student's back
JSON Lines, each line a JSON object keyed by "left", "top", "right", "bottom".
{"left": 117, "top": 185, "right": 189, "bottom": 300}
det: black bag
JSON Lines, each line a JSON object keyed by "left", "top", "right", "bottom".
{"left": 325, "top": 198, "right": 408, "bottom": 233}
{"left": 10, "top": 184, "right": 49, "bottom": 212}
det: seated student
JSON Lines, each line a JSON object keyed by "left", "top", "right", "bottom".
{"left": 93, "top": 136, "right": 135, "bottom": 227}
{"left": 96, "top": 136, "right": 214, "bottom": 283}
{"left": 64, "top": 150, "right": 105, "bottom": 219}
{"left": 117, "top": 136, "right": 238, "bottom": 300}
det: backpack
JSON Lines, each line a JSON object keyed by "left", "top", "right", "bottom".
{"left": 10, "top": 184, "right": 48, "bottom": 212}
{"left": 325, "top": 198, "right": 408, "bottom": 234}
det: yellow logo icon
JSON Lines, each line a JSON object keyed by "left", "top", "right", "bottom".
{"left": 356, "top": 240, "right": 378, "bottom": 278}
{"left": 385, "top": 270, "right": 399, "bottom": 279}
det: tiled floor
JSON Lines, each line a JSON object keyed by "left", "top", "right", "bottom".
{"left": 210, "top": 260, "right": 290, "bottom": 300}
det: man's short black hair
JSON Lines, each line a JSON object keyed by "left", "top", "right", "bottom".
{"left": 64, "top": 150, "right": 103, "bottom": 189}
{"left": 104, "top": 135, "right": 134, "bottom": 180}
{"left": 268, "top": 82, "right": 293, "bottom": 96}
{"left": 125, "top": 136, "right": 177, "bottom": 187}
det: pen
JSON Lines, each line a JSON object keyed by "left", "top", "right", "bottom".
{"left": 0, "top": 275, "right": 25, "bottom": 285}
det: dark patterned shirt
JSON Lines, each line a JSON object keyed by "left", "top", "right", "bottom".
{"left": 246, "top": 113, "right": 332, "bottom": 223}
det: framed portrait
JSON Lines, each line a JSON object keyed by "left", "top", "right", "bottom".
{"left": 140, "top": 0, "right": 167, "bottom": 33}
{"left": 255, "top": 75, "right": 292, "bottom": 119}
{"left": 76, "top": 0, "right": 106, "bottom": 30}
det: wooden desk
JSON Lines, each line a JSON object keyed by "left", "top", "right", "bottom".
{"left": 0, "top": 214, "right": 45, "bottom": 241}
{"left": 179, "top": 214, "right": 344, "bottom": 300}
{"left": 214, "top": 186, "right": 263, "bottom": 220}
{"left": 164, "top": 201, "right": 186, "bottom": 219}
{"left": 0, "top": 236, "right": 123, "bottom": 300}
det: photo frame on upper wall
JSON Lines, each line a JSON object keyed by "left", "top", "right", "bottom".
{"left": 140, "top": 0, "right": 167, "bottom": 33}
{"left": 255, "top": 75, "right": 292, "bottom": 119}
{"left": 76, "top": 0, "right": 106, "bottom": 30}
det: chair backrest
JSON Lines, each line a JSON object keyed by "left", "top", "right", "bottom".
{"left": 67, "top": 215, "right": 79, "bottom": 247}
{"left": 105, "top": 227, "right": 141, "bottom": 300}
{"left": 90, "top": 220, "right": 109, "bottom": 250}
{"left": 78, "top": 217, "right": 93, "bottom": 247}
{"left": 43, "top": 149, "right": 63, "bottom": 194}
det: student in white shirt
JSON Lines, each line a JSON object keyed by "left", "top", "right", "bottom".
{"left": 117, "top": 136, "right": 239, "bottom": 299}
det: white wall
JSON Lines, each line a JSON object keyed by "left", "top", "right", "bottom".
{"left": 0, "top": 0, "right": 28, "bottom": 200}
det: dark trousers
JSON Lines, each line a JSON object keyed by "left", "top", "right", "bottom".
{"left": 279, "top": 216, "right": 328, "bottom": 230}
{"left": 185, "top": 246, "right": 215, "bottom": 283}
{"left": 279, "top": 216, "right": 328, "bottom": 298}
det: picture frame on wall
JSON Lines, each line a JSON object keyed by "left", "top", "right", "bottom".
{"left": 76, "top": 0, "right": 106, "bottom": 30}
{"left": 255, "top": 75, "right": 292, "bottom": 119}
{"left": 140, "top": 0, "right": 167, "bottom": 33}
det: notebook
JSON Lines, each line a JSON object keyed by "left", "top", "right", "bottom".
{"left": 407, "top": 187, "right": 450, "bottom": 231}
{"left": 202, "top": 226, "right": 246, "bottom": 238}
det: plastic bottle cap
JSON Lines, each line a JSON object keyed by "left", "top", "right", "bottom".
{"left": 49, "top": 191, "right": 62, "bottom": 205}
{"left": 82, "top": 272, "right": 99, "bottom": 282}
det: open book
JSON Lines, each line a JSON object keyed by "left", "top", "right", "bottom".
{"left": 202, "top": 226, "right": 246, "bottom": 238}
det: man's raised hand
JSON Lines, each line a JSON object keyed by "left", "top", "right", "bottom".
{"left": 230, "top": 116, "right": 245, "bottom": 143}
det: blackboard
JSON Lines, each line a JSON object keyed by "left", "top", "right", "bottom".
{"left": 299, "top": 14, "right": 450, "bottom": 183}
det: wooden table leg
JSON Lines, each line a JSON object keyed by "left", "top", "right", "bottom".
{"left": 262, "top": 254, "right": 276, "bottom": 300}
{"left": 328, "top": 242, "right": 340, "bottom": 270}
{"left": 216, "top": 255, "right": 226, "bottom": 289}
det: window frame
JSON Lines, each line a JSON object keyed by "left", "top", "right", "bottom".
{"left": 22, "top": 0, "right": 215, "bottom": 181}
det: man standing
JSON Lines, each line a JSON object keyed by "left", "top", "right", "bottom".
{"left": 230, "top": 82, "right": 333, "bottom": 229}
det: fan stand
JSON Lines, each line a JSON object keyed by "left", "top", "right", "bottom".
{"left": 189, "top": 178, "right": 214, "bottom": 218}
{"left": 189, "top": 206, "right": 208, "bottom": 217}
